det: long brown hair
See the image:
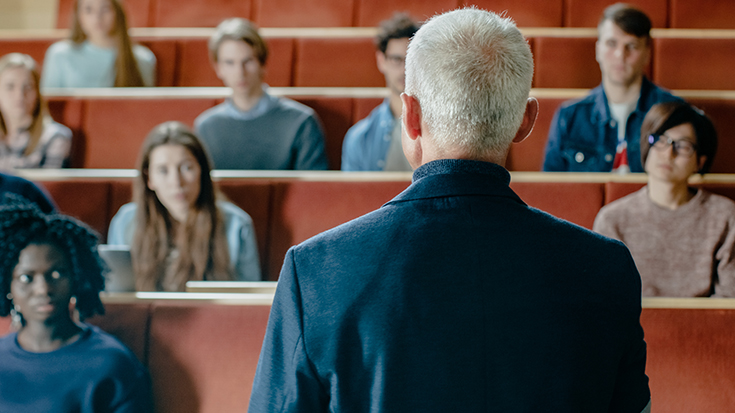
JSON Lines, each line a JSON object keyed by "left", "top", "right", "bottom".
{"left": 0, "top": 53, "right": 50, "bottom": 155}
{"left": 70, "top": 0, "right": 145, "bottom": 87}
{"left": 132, "top": 121, "right": 231, "bottom": 291}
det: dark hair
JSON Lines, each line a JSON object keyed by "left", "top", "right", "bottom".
{"left": 133, "top": 121, "right": 231, "bottom": 291}
{"left": 375, "top": 12, "right": 420, "bottom": 54}
{"left": 0, "top": 195, "right": 106, "bottom": 319}
{"left": 599, "top": 3, "right": 652, "bottom": 44}
{"left": 640, "top": 101, "right": 718, "bottom": 174}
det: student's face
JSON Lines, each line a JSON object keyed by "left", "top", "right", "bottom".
{"left": 376, "top": 37, "right": 410, "bottom": 97}
{"left": 0, "top": 66, "right": 37, "bottom": 124}
{"left": 214, "top": 39, "right": 265, "bottom": 97}
{"left": 147, "top": 144, "right": 202, "bottom": 222}
{"left": 596, "top": 20, "right": 650, "bottom": 88}
{"left": 645, "top": 122, "right": 705, "bottom": 184}
{"left": 11, "top": 243, "right": 74, "bottom": 326}
{"left": 78, "top": 0, "right": 116, "bottom": 41}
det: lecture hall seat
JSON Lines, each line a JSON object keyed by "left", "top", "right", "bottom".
{"left": 149, "top": 0, "right": 252, "bottom": 28}
{"left": 669, "top": 0, "right": 735, "bottom": 29}
{"left": 562, "top": 0, "right": 668, "bottom": 28}
{"left": 253, "top": 0, "right": 354, "bottom": 27}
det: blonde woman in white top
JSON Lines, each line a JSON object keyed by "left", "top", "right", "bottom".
{"left": 0, "top": 53, "right": 72, "bottom": 170}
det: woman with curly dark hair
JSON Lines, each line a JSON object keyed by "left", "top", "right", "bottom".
{"left": 0, "top": 197, "right": 152, "bottom": 412}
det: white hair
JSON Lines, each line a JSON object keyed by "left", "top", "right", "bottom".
{"left": 404, "top": 8, "right": 533, "bottom": 157}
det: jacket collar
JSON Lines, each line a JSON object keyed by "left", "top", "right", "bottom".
{"left": 592, "top": 76, "right": 655, "bottom": 124}
{"left": 386, "top": 159, "right": 525, "bottom": 206}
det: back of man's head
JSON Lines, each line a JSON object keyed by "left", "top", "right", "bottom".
{"left": 375, "top": 12, "right": 420, "bottom": 53}
{"left": 404, "top": 8, "right": 533, "bottom": 158}
{"left": 599, "top": 3, "right": 652, "bottom": 43}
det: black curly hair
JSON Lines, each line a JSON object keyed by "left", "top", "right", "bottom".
{"left": 0, "top": 194, "right": 106, "bottom": 320}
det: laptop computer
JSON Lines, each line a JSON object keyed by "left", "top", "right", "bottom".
{"left": 98, "top": 245, "right": 136, "bottom": 292}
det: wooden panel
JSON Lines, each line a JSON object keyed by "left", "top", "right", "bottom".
{"left": 670, "top": 0, "right": 735, "bottom": 29}
{"left": 137, "top": 38, "right": 177, "bottom": 86}
{"left": 462, "top": 0, "right": 564, "bottom": 27}
{"left": 217, "top": 179, "right": 274, "bottom": 281}
{"left": 254, "top": 0, "right": 354, "bottom": 27}
{"left": 38, "top": 180, "right": 113, "bottom": 237}
{"left": 150, "top": 0, "right": 251, "bottom": 27}
{"left": 563, "top": 0, "right": 668, "bottom": 28}
{"left": 532, "top": 36, "right": 600, "bottom": 89}
{"left": 80, "top": 98, "right": 217, "bottom": 168}
{"left": 294, "top": 37, "right": 383, "bottom": 87}
{"left": 268, "top": 180, "right": 410, "bottom": 280}
{"left": 686, "top": 97, "right": 735, "bottom": 174}
{"left": 355, "top": 0, "right": 456, "bottom": 27}
{"left": 653, "top": 38, "right": 735, "bottom": 90}
{"left": 510, "top": 181, "right": 605, "bottom": 229}
{"left": 147, "top": 303, "right": 271, "bottom": 412}
{"left": 641, "top": 308, "right": 735, "bottom": 412}
{"left": 0, "top": 38, "right": 54, "bottom": 68}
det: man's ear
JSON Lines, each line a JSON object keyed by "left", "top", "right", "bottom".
{"left": 401, "top": 93, "right": 422, "bottom": 141}
{"left": 376, "top": 51, "right": 386, "bottom": 75}
{"left": 512, "top": 97, "right": 539, "bottom": 143}
{"left": 698, "top": 155, "right": 708, "bottom": 173}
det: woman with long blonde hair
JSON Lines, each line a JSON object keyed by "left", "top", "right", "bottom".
{"left": 107, "top": 121, "right": 260, "bottom": 291}
{"left": 0, "top": 53, "right": 72, "bottom": 170}
{"left": 41, "top": 0, "right": 156, "bottom": 87}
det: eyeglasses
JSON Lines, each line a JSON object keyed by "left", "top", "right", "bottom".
{"left": 647, "top": 134, "right": 698, "bottom": 157}
{"left": 384, "top": 54, "right": 406, "bottom": 66}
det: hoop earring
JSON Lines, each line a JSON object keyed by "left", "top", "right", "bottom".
{"left": 5, "top": 292, "right": 12, "bottom": 300}
{"left": 10, "top": 304, "right": 22, "bottom": 330}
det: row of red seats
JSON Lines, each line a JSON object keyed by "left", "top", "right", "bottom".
{"left": 40, "top": 91, "right": 735, "bottom": 173}
{"left": 3, "top": 296, "right": 733, "bottom": 412}
{"left": 55, "top": 0, "right": 735, "bottom": 29}
{"left": 32, "top": 173, "right": 735, "bottom": 281}
{"left": 4, "top": 32, "right": 735, "bottom": 90}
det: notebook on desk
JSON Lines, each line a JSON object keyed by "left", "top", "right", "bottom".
{"left": 98, "top": 245, "right": 135, "bottom": 293}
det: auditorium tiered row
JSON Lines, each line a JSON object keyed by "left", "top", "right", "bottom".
{"left": 21, "top": 171, "right": 735, "bottom": 281}
{"left": 2, "top": 295, "right": 734, "bottom": 413}
{"left": 53, "top": 0, "right": 733, "bottom": 28}
{"left": 4, "top": 30, "right": 735, "bottom": 90}
{"left": 34, "top": 89, "right": 735, "bottom": 173}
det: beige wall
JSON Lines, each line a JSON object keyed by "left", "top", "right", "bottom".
{"left": 0, "top": 0, "right": 57, "bottom": 29}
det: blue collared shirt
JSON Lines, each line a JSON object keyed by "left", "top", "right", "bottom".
{"left": 543, "top": 77, "right": 683, "bottom": 172}
{"left": 341, "top": 100, "right": 396, "bottom": 171}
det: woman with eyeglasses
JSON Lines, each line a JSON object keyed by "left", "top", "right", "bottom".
{"left": 594, "top": 101, "right": 735, "bottom": 297}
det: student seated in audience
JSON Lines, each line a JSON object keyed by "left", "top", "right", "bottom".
{"left": 40, "top": 0, "right": 156, "bottom": 88}
{"left": 594, "top": 102, "right": 735, "bottom": 297}
{"left": 108, "top": 121, "right": 260, "bottom": 291}
{"left": 0, "top": 172, "right": 55, "bottom": 213}
{"left": 0, "top": 54, "right": 72, "bottom": 170}
{"left": 341, "top": 13, "right": 419, "bottom": 171}
{"left": 0, "top": 199, "right": 152, "bottom": 412}
{"left": 543, "top": 3, "right": 681, "bottom": 173}
{"left": 194, "top": 18, "right": 328, "bottom": 170}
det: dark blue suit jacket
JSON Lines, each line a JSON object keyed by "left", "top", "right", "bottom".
{"left": 250, "top": 159, "right": 650, "bottom": 412}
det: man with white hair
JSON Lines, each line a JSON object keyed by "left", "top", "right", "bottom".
{"left": 249, "top": 8, "right": 651, "bottom": 413}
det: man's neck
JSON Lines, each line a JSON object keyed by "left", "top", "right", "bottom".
{"left": 231, "top": 86, "right": 265, "bottom": 112}
{"left": 388, "top": 92, "right": 403, "bottom": 119}
{"left": 604, "top": 76, "right": 644, "bottom": 105}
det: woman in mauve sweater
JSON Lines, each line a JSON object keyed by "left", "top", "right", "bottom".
{"left": 594, "top": 101, "right": 735, "bottom": 297}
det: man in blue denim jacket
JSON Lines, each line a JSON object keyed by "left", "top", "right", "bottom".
{"left": 341, "top": 14, "right": 419, "bottom": 171}
{"left": 543, "top": 3, "right": 682, "bottom": 173}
